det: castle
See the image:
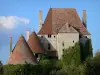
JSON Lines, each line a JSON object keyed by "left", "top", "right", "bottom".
{"left": 8, "top": 8, "right": 91, "bottom": 64}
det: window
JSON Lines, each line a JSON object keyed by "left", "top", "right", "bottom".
{"left": 85, "top": 36, "right": 87, "bottom": 38}
{"left": 62, "top": 42, "right": 64, "bottom": 46}
{"left": 48, "top": 43, "right": 51, "bottom": 50}
{"left": 54, "top": 36, "right": 55, "bottom": 38}
{"left": 79, "top": 35, "right": 82, "bottom": 38}
{"left": 73, "top": 40, "right": 74, "bottom": 43}
{"left": 48, "top": 34, "right": 51, "bottom": 38}
{"left": 49, "top": 35, "right": 51, "bottom": 38}
{"left": 69, "top": 24, "right": 71, "bottom": 27}
{"left": 41, "top": 36, "right": 43, "bottom": 38}
{"left": 63, "top": 49, "right": 64, "bottom": 51}
{"left": 35, "top": 54, "right": 38, "bottom": 58}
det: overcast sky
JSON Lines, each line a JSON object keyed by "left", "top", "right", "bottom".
{"left": 0, "top": 0, "right": 100, "bottom": 64}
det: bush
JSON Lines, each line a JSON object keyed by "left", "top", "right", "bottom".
{"left": 2, "top": 64, "right": 42, "bottom": 75}
{"left": 62, "top": 42, "right": 81, "bottom": 66}
{"left": 80, "top": 39, "right": 93, "bottom": 62}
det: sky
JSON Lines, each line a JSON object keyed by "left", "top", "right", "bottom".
{"left": 0, "top": 0, "right": 100, "bottom": 64}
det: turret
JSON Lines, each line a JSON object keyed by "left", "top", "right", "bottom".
{"left": 10, "top": 36, "right": 12, "bottom": 55}
{"left": 82, "top": 10, "right": 87, "bottom": 28}
{"left": 26, "top": 30, "right": 30, "bottom": 41}
{"left": 39, "top": 10, "right": 42, "bottom": 31}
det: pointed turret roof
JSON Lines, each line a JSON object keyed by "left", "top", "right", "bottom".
{"left": 27, "top": 32, "right": 44, "bottom": 53}
{"left": 8, "top": 35, "right": 36, "bottom": 64}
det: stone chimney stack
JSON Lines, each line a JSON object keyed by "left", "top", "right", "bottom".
{"left": 10, "top": 36, "right": 12, "bottom": 55}
{"left": 26, "top": 30, "right": 30, "bottom": 41}
{"left": 39, "top": 10, "right": 42, "bottom": 31}
{"left": 82, "top": 10, "right": 87, "bottom": 28}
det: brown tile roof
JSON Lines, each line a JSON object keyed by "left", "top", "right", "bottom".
{"left": 27, "top": 32, "right": 44, "bottom": 53}
{"left": 38, "top": 8, "right": 90, "bottom": 35}
{"left": 8, "top": 35, "right": 36, "bottom": 64}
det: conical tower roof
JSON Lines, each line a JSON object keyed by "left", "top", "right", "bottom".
{"left": 8, "top": 35, "right": 36, "bottom": 64}
{"left": 27, "top": 32, "right": 44, "bottom": 53}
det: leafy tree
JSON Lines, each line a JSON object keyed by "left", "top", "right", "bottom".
{"left": 62, "top": 42, "right": 81, "bottom": 66}
{"left": 0, "top": 61, "right": 3, "bottom": 75}
{"left": 80, "top": 39, "right": 93, "bottom": 62}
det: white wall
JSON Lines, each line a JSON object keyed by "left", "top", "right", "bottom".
{"left": 57, "top": 33, "right": 79, "bottom": 59}
{"left": 38, "top": 33, "right": 79, "bottom": 59}
{"left": 38, "top": 35, "right": 57, "bottom": 51}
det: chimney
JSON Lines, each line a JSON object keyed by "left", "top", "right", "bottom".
{"left": 39, "top": 10, "right": 42, "bottom": 31}
{"left": 10, "top": 37, "right": 12, "bottom": 55}
{"left": 82, "top": 10, "right": 87, "bottom": 28}
{"left": 26, "top": 30, "right": 30, "bottom": 41}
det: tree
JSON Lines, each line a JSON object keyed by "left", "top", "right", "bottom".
{"left": 80, "top": 39, "right": 93, "bottom": 62}
{"left": 0, "top": 61, "right": 3, "bottom": 75}
{"left": 62, "top": 42, "right": 81, "bottom": 66}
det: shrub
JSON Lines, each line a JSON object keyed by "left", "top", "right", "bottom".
{"left": 62, "top": 42, "right": 81, "bottom": 66}
{"left": 2, "top": 64, "right": 42, "bottom": 75}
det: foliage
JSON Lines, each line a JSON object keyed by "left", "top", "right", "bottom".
{"left": 39, "top": 59, "right": 57, "bottom": 75}
{"left": 62, "top": 42, "right": 81, "bottom": 66}
{"left": 2, "top": 64, "right": 42, "bottom": 75}
{"left": 80, "top": 39, "right": 93, "bottom": 62}
{"left": 84, "top": 51, "right": 100, "bottom": 75}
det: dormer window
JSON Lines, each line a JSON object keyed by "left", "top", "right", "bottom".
{"left": 69, "top": 24, "right": 71, "bottom": 27}
{"left": 48, "top": 34, "right": 51, "bottom": 38}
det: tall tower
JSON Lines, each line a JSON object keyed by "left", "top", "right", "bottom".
{"left": 39, "top": 10, "right": 42, "bottom": 31}
{"left": 82, "top": 10, "right": 87, "bottom": 28}
{"left": 10, "top": 36, "right": 12, "bottom": 55}
{"left": 26, "top": 30, "right": 30, "bottom": 41}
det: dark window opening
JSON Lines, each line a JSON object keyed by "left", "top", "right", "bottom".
{"left": 72, "top": 47, "right": 74, "bottom": 49}
{"left": 85, "top": 36, "right": 87, "bottom": 38}
{"left": 48, "top": 43, "right": 51, "bottom": 50}
{"left": 63, "top": 49, "right": 64, "bottom": 51}
{"left": 54, "top": 36, "right": 55, "bottom": 38}
{"left": 50, "top": 35, "right": 51, "bottom": 38}
{"left": 62, "top": 42, "right": 64, "bottom": 46}
{"left": 41, "top": 36, "right": 43, "bottom": 38}
{"left": 73, "top": 40, "right": 74, "bottom": 43}
{"left": 69, "top": 24, "right": 71, "bottom": 27}
{"left": 79, "top": 35, "right": 82, "bottom": 38}
{"left": 35, "top": 54, "right": 38, "bottom": 58}
{"left": 48, "top": 34, "right": 51, "bottom": 38}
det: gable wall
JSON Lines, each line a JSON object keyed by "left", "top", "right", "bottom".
{"left": 57, "top": 33, "right": 79, "bottom": 59}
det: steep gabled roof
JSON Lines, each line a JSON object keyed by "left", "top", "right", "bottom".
{"left": 8, "top": 35, "right": 36, "bottom": 64}
{"left": 58, "top": 22, "right": 78, "bottom": 33}
{"left": 27, "top": 32, "right": 44, "bottom": 53}
{"left": 38, "top": 8, "right": 90, "bottom": 35}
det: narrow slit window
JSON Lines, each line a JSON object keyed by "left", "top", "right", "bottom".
{"left": 48, "top": 43, "right": 51, "bottom": 50}
{"left": 41, "top": 36, "right": 43, "bottom": 38}
{"left": 62, "top": 42, "right": 64, "bottom": 46}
